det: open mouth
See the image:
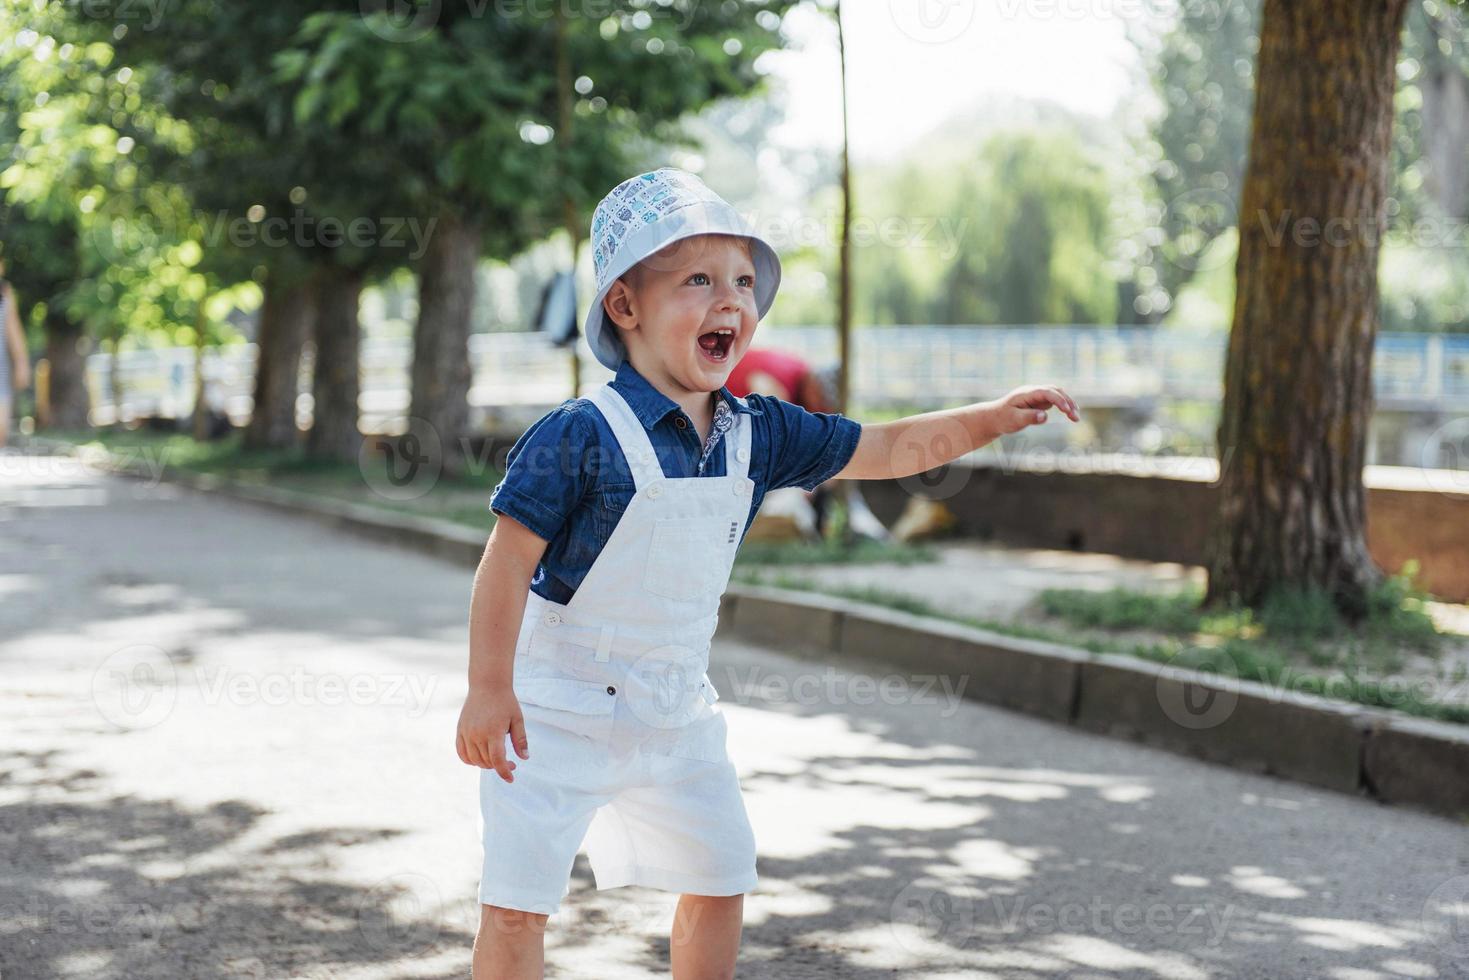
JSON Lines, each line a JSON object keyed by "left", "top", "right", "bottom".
{"left": 697, "top": 328, "right": 736, "bottom": 363}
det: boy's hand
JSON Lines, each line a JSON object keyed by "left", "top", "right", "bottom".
{"left": 456, "top": 685, "right": 530, "bottom": 782}
{"left": 985, "top": 384, "right": 1081, "bottom": 437}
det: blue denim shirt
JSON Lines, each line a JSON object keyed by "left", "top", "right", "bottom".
{"left": 489, "top": 358, "right": 863, "bottom": 603}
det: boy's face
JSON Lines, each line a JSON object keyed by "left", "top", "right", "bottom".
{"left": 602, "top": 233, "right": 758, "bottom": 393}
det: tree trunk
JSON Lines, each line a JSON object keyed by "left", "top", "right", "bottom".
{"left": 244, "top": 274, "right": 316, "bottom": 452}
{"left": 305, "top": 265, "right": 364, "bottom": 463}
{"left": 190, "top": 305, "right": 210, "bottom": 442}
{"left": 1204, "top": 0, "right": 1411, "bottom": 623}
{"left": 41, "top": 310, "right": 91, "bottom": 432}
{"left": 408, "top": 212, "right": 478, "bottom": 477}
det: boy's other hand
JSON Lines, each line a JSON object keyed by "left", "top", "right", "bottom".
{"left": 985, "top": 384, "right": 1081, "bottom": 437}
{"left": 456, "top": 686, "right": 530, "bottom": 782}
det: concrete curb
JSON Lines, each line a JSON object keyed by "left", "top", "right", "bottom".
{"left": 717, "top": 587, "right": 1469, "bottom": 824}
{"left": 34, "top": 435, "right": 1468, "bottom": 824}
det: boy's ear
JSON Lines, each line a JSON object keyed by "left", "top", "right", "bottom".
{"left": 603, "top": 279, "right": 638, "bottom": 333}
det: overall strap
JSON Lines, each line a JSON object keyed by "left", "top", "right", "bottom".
{"left": 587, "top": 383, "right": 664, "bottom": 489}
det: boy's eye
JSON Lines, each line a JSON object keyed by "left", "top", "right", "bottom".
{"left": 687, "top": 273, "right": 756, "bottom": 287}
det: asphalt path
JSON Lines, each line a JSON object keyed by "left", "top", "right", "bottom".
{"left": 1, "top": 449, "right": 1465, "bottom": 979}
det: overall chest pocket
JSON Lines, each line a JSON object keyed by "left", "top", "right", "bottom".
{"left": 643, "top": 516, "right": 735, "bottom": 602}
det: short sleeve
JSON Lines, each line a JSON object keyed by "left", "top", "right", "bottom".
{"left": 488, "top": 399, "right": 595, "bottom": 541}
{"left": 749, "top": 393, "right": 863, "bottom": 492}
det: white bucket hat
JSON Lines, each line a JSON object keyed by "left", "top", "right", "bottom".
{"left": 586, "top": 167, "right": 782, "bottom": 372}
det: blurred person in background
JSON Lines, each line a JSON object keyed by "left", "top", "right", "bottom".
{"left": 0, "top": 257, "right": 33, "bottom": 449}
{"left": 724, "top": 346, "right": 889, "bottom": 543}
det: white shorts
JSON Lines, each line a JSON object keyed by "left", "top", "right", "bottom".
{"left": 477, "top": 678, "right": 758, "bottom": 915}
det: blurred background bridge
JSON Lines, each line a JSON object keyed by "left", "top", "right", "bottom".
{"left": 82, "top": 325, "right": 1469, "bottom": 469}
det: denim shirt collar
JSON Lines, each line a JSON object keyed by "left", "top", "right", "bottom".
{"left": 611, "top": 358, "right": 763, "bottom": 431}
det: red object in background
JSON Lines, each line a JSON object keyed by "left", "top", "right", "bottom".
{"left": 724, "top": 347, "right": 812, "bottom": 406}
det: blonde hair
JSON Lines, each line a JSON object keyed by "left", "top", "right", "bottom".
{"left": 619, "top": 234, "right": 753, "bottom": 294}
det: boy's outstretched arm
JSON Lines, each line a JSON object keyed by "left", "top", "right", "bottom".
{"left": 456, "top": 514, "right": 550, "bottom": 783}
{"left": 831, "top": 384, "right": 1081, "bottom": 481}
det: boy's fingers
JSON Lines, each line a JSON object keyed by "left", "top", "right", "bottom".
{"left": 463, "top": 731, "right": 486, "bottom": 769}
{"left": 487, "top": 737, "right": 517, "bottom": 782}
{"left": 510, "top": 714, "right": 530, "bottom": 760}
{"left": 456, "top": 731, "right": 470, "bottom": 766}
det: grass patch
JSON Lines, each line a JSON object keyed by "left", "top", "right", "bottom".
{"left": 1038, "top": 562, "right": 1447, "bottom": 673}
{"left": 1037, "top": 584, "right": 1207, "bottom": 634}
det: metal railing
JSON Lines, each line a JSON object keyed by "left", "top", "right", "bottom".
{"left": 83, "top": 325, "right": 1469, "bottom": 426}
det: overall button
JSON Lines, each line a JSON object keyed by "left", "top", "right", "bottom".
{"left": 732, "top": 480, "right": 751, "bottom": 496}
{"left": 606, "top": 685, "right": 616, "bottom": 695}
{"left": 736, "top": 447, "right": 750, "bottom": 462}
{"left": 542, "top": 610, "right": 561, "bottom": 627}
{"left": 646, "top": 483, "right": 664, "bottom": 499}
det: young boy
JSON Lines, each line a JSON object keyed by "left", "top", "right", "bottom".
{"left": 456, "top": 167, "right": 1080, "bottom": 979}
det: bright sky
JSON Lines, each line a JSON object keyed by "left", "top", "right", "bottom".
{"left": 761, "top": 0, "right": 1146, "bottom": 165}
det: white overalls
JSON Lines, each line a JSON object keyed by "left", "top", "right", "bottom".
{"left": 478, "top": 382, "right": 759, "bottom": 915}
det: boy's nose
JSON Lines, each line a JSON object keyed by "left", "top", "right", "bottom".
{"left": 713, "top": 286, "right": 744, "bottom": 312}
